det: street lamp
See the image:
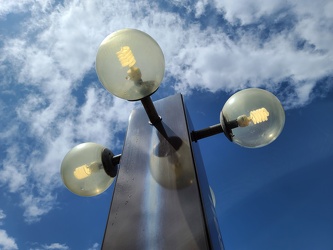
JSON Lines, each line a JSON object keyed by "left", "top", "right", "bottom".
{"left": 61, "top": 142, "right": 119, "bottom": 197}
{"left": 60, "top": 28, "right": 285, "bottom": 249}
{"left": 191, "top": 88, "right": 285, "bottom": 148}
{"left": 95, "top": 29, "right": 165, "bottom": 101}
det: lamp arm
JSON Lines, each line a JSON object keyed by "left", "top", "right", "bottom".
{"left": 191, "top": 119, "right": 239, "bottom": 142}
{"left": 141, "top": 96, "right": 162, "bottom": 125}
{"left": 191, "top": 124, "right": 224, "bottom": 142}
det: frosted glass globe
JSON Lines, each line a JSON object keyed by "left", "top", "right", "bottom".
{"left": 61, "top": 142, "right": 115, "bottom": 196}
{"left": 96, "top": 29, "right": 165, "bottom": 101}
{"left": 220, "top": 88, "right": 285, "bottom": 148}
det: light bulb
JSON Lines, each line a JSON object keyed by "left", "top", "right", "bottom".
{"left": 116, "top": 46, "right": 136, "bottom": 67}
{"left": 220, "top": 88, "right": 285, "bottom": 148}
{"left": 116, "top": 46, "right": 142, "bottom": 83}
{"left": 73, "top": 162, "right": 102, "bottom": 180}
{"left": 236, "top": 107, "right": 269, "bottom": 127}
{"left": 96, "top": 29, "right": 165, "bottom": 101}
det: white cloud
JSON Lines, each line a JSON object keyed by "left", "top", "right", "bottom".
{"left": 87, "top": 243, "right": 99, "bottom": 250}
{"left": 171, "top": 29, "right": 333, "bottom": 107}
{"left": 21, "top": 193, "right": 56, "bottom": 223}
{"left": 293, "top": 0, "right": 333, "bottom": 52}
{"left": 164, "top": 0, "right": 333, "bottom": 108}
{"left": 0, "top": 230, "right": 18, "bottom": 250}
{"left": 43, "top": 243, "right": 69, "bottom": 250}
{"left": 193, "top": 0, "right": 209, "bottom": 17}
{"left": 0, "top": 0, "right": 53, "bottom": 17}
{"left": 29, "top": 242, "right": 69, "bottom": 250}
{"left": 0, "top": 146, "right": 28, "bottom": 193}
{"left": 0, "top": 210, "right": 6, "bottom": 225}
{"left": 0, "top": 0, "right": 332, "bottom": 224}
{"left": 214, "top": 0, "right": 287, "bottom": 24}
{"left": 0, "top": 210, "right": 17, "bottom": 250}
{"left": 0, "top": 1, "right": 30, "bottom": 16}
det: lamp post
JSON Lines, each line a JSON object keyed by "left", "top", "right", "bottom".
{"left": 60, "top": 29, "right": 285, "bottom": 249}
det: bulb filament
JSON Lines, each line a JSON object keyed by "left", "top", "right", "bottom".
{"left": 116, "top": 46, "right": 136, "bottom": 68}
{"left": 250, "top": 108, "right": 269, "bottom": 124}
{"left": 116, "top": 46, "right": 142, "bottom": 83}
{"left": 74, "top": 162, "right": 101, "bottom": 180}
{"left": 236, "top": 107, "right": 269, "bottom": 127}
{"left": 74, "top": 164, "right": 91, "bottom": 180}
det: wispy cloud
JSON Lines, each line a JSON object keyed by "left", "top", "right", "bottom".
{"left": 0, "top": 0, "right": 332, "bottom": 226}
{"left": 29, "top": 242, "right": 69, "bottom": 250}
{"left": 0, "top": 211, "right": 18, "bottom": 250}
{"left": 0, "top": 209, "right": 6, "bottom": 226}
{"left": 167, "top": 0, "right": 333, "bottom": 107}
{"left": 43, "top": 243, "right": 69, "bottom": 250}
{"left": 0, "top": 230, "right": 18, "bottom": 250}
{"left": 0, "top": 146, "right": 28, "bottom": 193}
{"left": 87, "top": 243, "right": 99, "bottom": 250}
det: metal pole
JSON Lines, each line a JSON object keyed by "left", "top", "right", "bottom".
{"left": 102, "top": 94, "right": 224, "bottom": 249}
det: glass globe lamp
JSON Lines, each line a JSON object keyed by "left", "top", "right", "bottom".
{"left": 220, "top": 88, "right": 285, "bottom": 148}
{"left": 96, "top": 29, "right": 165, "bottom": 101}
{"left": 61, "top": 142, "right": 117, "bottom": 197}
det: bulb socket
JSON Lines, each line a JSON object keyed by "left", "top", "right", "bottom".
{"left": 101, "top": 148, "right": 118, "bottom": 178}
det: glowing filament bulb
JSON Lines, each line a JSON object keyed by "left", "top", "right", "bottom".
{"left": 237, "top": 107, "right": 270, "bottom": 127}
{"left": 116, "top": 46, "right": 142, "bottom": 83}
{"left": 116, "top": 46, "right": 136, "bottom": 67}
{"left": 250, "top": 108, "right": 269, "bottom": 124}
{"left": 73, "top": 162, "right": 101, "bottom": 180}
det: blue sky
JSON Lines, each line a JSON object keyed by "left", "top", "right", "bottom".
{"left": 0, "top": 0, "right": 332, "bottom": 249}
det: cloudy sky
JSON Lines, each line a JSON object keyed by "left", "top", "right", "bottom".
{"left": 0, "top": 0, "right": 332, "bottom": 249}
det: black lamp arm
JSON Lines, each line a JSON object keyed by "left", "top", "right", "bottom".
{"left": 191, "top": 124, "right": 223, "bottom": 142}
{"left": 141, "top": 96, "right": 162, "bottom": 125}
{"left": 191, "top": 119, "right": 239, "bottom": 142}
